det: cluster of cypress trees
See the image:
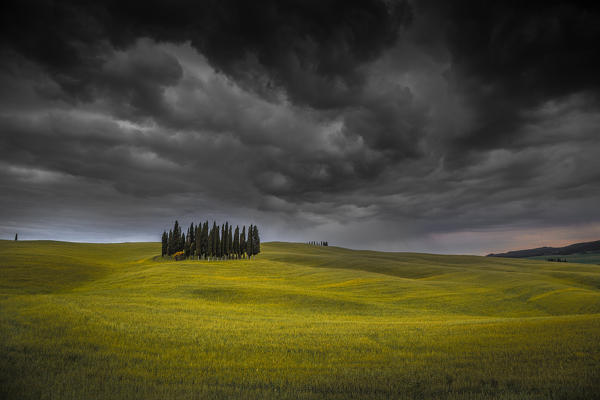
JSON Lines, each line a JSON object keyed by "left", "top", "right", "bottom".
{"left": 307, "top": 241, "right": 328, "bottom": 246}
{"left": 161, "top": 220, "right": 260, "bottom": 260}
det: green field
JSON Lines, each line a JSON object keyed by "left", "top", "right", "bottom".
{"left": 1, "top": 240, "right": 599, "bottom": 399}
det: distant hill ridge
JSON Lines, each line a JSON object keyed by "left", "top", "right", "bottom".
{"left": 487, "top": 240, "right": 600, "bottom": 258}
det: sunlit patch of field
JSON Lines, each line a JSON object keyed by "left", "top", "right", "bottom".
{"left": 1, "top": 240, "right": 599, "bottom": 399}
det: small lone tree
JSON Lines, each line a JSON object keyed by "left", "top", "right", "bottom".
{"left": 14, "top": 233, "right": 18, "bottom": 241}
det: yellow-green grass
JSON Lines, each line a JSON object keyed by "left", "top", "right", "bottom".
{"left": 1, "top": 240, "right": 599, "bottom": 399}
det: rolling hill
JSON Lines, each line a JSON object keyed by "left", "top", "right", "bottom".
{"left": 1, "top": 240, "right": 599, "bottom": 399}
{"left": 487, "top": 239, "right": 600, "bottom": 258}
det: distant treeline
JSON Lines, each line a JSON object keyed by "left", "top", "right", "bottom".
{"left": 547, "top": 257, "right": 567, "bottom": 262}
{"left": 162, "top": 220, "right": 260, "bottom": 260}
{"left": 307, "top": 241, "right": 328, "bottom": 246}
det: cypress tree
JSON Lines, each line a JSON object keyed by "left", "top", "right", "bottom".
{"left": 252, "top": 225, "right": 260, "bottom": 257}
{"left": 247, "top": 225, "right": 253, "bottom": 259}
{"left": 228, "top": 225, "right": 233, "bottom": 259}
{"left": 184, "top": 227, "right": 191, "bottom": 259}
{"left": 223, "top": 224, "right": 227, "bottom": 258}
{"left": 240, "top": 226, "right": 246, "bottom": 259}
{"left": 169, "top": 220, "right": 182, "bottom": 254}
{"left": 161, "top": 231, "right": 168, "bottom": 257}
{"left": 173, "top": 220, "right": 180, "bottom": 251}
{"left": 184, "top": 239, "right": 190, "bottom": 258}
{"left": 210, "top": 221, "right": 218, "bottom": 260}
{"left": 215, "top": 225, "right": 223, "bottom": 259}
{"left": 233, "top": 226, "right": 240, "bottom": 259}
{"left": 224, "top": 222, "right": 229, "bottom": 258}
{"left": 224, "top": 224, "right": 228, "bottom": 258}
{"left": 214, "top": 222, "right": 219, "bottom": 260}
{"left": 168, "top": 229, "right": 173, "bottom": 255}
{"left": 14, "top": 233, "right": 18, "bottom": 241}
{"left": 202, "top": 221, "right": 209, "bottom": 259}
{"left": 221, "top": 223, "right": 226, "bottom": 258}
{"left": 190, "top": 223, "right": 196, "bottom": 258}
{"left": 189, "top": 222, "right": 195, "bottom": 253}
{"left": 197, "top": 224, "right": 202, "bottom": 260}
{"left": 217, "top": 224, "right": 222, "bottom": 259}
{"left": 208, "top": 223, "right": 213, "bottom": 260}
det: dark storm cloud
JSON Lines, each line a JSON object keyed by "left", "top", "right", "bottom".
{"left": 1, "top": 0, "right": 411, "bottom": 105}
{"left": 1, "top": 0, "right": 599, "bottom": 252}
{"left": 1, "top": 0, "right": 423, "bottom": 171}
{"left": 416, "top": 0, "right": 600, "bottom": 154}
{"left": 111, "top": 0, "right": 412, "bottom": 109}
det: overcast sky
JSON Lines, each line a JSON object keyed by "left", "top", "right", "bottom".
{"left": 1, "top": 0, "right": 599, "bottom": 254}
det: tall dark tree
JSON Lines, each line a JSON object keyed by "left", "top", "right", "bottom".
{"left": 247, "top": 225, "right": 253, "bottom": 259}
{"left": 191, "top": 223, "right": 197, "bottom": 258}
{"left": 161, "top": 231, "right": 168, "bottom": 257}
{"left": 191, "top": 223, "right": 196, "bottom": 242}
{"left": 202, "top": 221, "right": 209, "bottom": 259}
{"left": 184, "top": 227, "right": 191, "bottom": 259}
{"left": 194, "top": 224, "right": 201, "bottom": 259}
{"left": 240, "top": 226, "right": 246, "bottom": 259}
{"left": 214, "top": 224, "right": 218, "bottom": 259}
{"left": 216, "top": 223, "right": 222, "bottom": 259}
{"left": 217, "top": 224, "right": 221, "bottom": 259}
{"left": 210, "top": 221, "right": 218, "bottom": 260}
{"left": 228, "top": 225, "right": 233, "bottom": 259}
{"left": 252, "top": 225, "right": 260, "bottom": 257}
{"left": 168, "top": 220, "right": 182, "bottom": 254}
{"left": 208, "top": 223, "right": 213, "bottom": 260}
{"left": 224, "top": 221, "right": 229, "bottom": 258}
{"left": 14, "top": 233, "right": 18, "bottom": 241}
{"left": 173, "top": 220, "right": 180, "bottom": 247}
{"left": 233, "top": 226, "right": 240, "bottom": 259}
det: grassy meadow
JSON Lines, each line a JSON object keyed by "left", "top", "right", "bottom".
{"left": 1, "top": 240, "right": 599, "bottom": 399}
